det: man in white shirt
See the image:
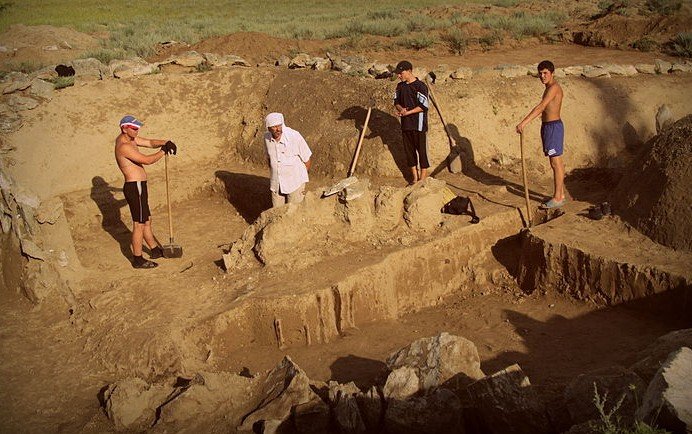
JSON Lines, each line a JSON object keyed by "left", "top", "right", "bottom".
{"left": 264, "top": 112, "right": 313, "bottom": 208}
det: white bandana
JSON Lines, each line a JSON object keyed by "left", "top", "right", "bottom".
{"left": 265, "top": 112, "right": 284, "bottom": 128}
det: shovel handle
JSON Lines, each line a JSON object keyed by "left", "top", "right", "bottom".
{"left": 348, "top": 106, "right": 372, "bottom": 177}
{"left": 165, "top": 152, "right": 174, "bottom": 240}
{"left": 520, "top": 132, "right": 532, "bottom": 227}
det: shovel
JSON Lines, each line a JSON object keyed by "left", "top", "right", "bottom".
{"left": 520, "top": 132, "right": 533, "bottom": 227}
{"left": 323, "top": 102, "right": 373, "bottom": 197}
{"left": 162, "top": 153, "right": 183, "bottom": 258}
{"left": 426, "top": 72, "right": 462, "bottom": 174}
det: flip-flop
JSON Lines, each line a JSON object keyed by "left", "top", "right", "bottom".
{"left": 541, "top": 198, "right": 565, "bottom": 209}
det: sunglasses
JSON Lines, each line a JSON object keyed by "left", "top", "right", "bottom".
{"left": 126, "top": 125, "right": 140, "bottom": 131}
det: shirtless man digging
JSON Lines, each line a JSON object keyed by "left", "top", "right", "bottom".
{"left": 516, "top": 60, "right": 566, "bottom": 209}
{"left": 115, "top": 115, "right": 177, "bottom": 269}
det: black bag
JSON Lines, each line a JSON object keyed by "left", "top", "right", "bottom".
{"left": 442, "top": 196, "right": 480, "bottom": 224}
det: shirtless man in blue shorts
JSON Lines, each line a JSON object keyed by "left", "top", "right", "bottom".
{"left": 516, "top": 60, "right": 565, "bottom": 209}
{"left": 115, "top": 115, "right": 177, "bottom": 269}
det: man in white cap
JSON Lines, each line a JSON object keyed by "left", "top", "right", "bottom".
{"left": 115, "top": 115, "right": 177, "bottom": 269}
{"left": 264, "top": 113, "right": 312, "bottom": 207}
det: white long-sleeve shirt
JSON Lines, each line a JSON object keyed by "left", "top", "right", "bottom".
{"left": 264, "top": 126, "right": 312, "bottom": 195}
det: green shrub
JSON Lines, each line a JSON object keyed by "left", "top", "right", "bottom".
{"left": 397, "top": 34, "right": 435, "bottom": 49}
{"left": 51, "top": 76, "right": 74, "bottom": 89}
{"left": 442, "top": 28, "right": 468, "bottom": 54}
{"left": 81, "top": 49, "right": 127, "bottom": 65}
{"left": 479, "top": 30, "right": 503, "bottom": 47}
{"left": 669, "top": 32, "right": 692, "bottom": 57}
{"left": 590, "top": 383, "right": 671, "bottom": 434}
{"left": 598, "top": 0, "right": 631, "bottom": 15}
{"left": 646, "top": 0, "right": 682, "bottom": 15}
{"left": 491, "top": 0, "right": 520, "bottom": 6}
{"left": 631, "top": 37, "right": 656, "bottom": 52}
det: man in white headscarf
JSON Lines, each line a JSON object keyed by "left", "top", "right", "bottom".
{"left": 264, "top": 112, "right": 313, "bottom": 207}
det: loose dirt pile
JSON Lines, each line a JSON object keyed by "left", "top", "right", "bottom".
{"left": 613, "top": 114, "right": 692, "bottom": 252}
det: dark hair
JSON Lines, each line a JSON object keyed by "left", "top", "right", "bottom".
{"left": 537, "top": 60, "right": 555, "bottom": 72}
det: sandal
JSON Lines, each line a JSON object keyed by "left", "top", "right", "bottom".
{"left": 132, "top": 259, "right": 159, "bottom": 269}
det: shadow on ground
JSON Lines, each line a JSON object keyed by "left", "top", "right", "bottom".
{"left": 214, "top": 171, "right": 271, "bottom": 223}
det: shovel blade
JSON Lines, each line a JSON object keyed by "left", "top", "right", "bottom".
{"left": 162, "top": 243, "right": 183, "bottom": 258}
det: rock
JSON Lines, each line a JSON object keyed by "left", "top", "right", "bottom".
{"left": 403, "top": 178, "right": 449, "bottom": 231}
{"left": 58, "top": 40, "right": 72, "bottom": 50}
{"left": 563, "top": 420, "right": 600, "bottom": 434}
{"left": 670, "top": 63, "right": 692, "bottom": 74}
{"left": 202, "top": 53, "right": 225, "bottom": 66}
{"left": 289, "top": 53, "right": 312, "bottom": 69}
{"left": 224, "top": 54, "right": 251, "bottom": 67}
{"left": 564, "top": 366, "right": 645, "bottom": 427}
{"left": 293, "top": 397, "right": 330, "bottom": 434}
{"left": 110, "top": 58, "right": 159, "bottom": 79}
{"left": 599, "top": 64, "right": 637, "bottom": 76}
{"left": 384, "top": 388, "right": 463, "bottom": 434}
{"left": 636, "top": 347, "right": 692, "bottom": 434}
{"left": 168, "top": 50, "right": 205, "bottom": 68}
{"left": 635, "top": 64, "right": 657, "bottom": 74}
{"left": 2, "top": 72, "right": 31, "bottom": 94}
{"left": 656, "top": 104, "right": 675, "bottom": 134}
{"left": 368, "top": 63, "right": 391, "bottom": 79}
{"left": 103, "top": 378, "right": 170, "bottom": 431}
{"left": 630, "top": 329, "right": 692, "bottom": 383}
{"left": 562, "top": 66, "right": 584, "bottom": 76}
{"left": 275, "top": 55, "right": 290, "bottom": 67}
{"left": 35, "top": 198, "right": 63, "bottom": 224}
{"left": 386, "top": 331, "right": 484, "bottom": 392}
{"left": 33, "top": 66, "right": 58, "bottom": 81}
{"left": 19, "top": 237, "right": 45, "bottom": 260}
{"left": 312, "top": 57, "right": 331, "bottom": 71}
{"left": 499, "top": 65, "right": 530, "bottom": 78}
{"left": 466, "top": 364, "right": 552, "bottom": 434}
{"left": 71, "top": 57, "right": 111, "bottom": 80}
{"left": 655, "top": 59, "right": 672, "bottom": 74}
{"left": 582, "top": 66, "right": 610, "bottom": 78}
{"left": 450, "top": 67, "right": 473, "bottom": 80}
{"left": 334, "top": 392, "right": 366, "bottom": 433}
{"left": 383, "top": 366, "right": 420, "bottom": 400}
{"left": 238, "top": 356, "right": 320, "bottom": 431}
{"left": 5, "top": 94, "right": 39, "bottom": 111}
{"left": 29, "top": 79, "right": 53, "bottom": 101}
{"left": 331, "top": 57, "right": 351, "bottom": 73}
{"left": 43, "top": 45, "right": 58, "bottom": 51}
{"left": 355, "top": 386, "right": 383, "bottom": 431}
{"left": 0, "top": 111, "right": 23, "bottom": 133}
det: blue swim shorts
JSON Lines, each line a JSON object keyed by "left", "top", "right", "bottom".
{"left": 541, "top": 119, "right": 564, "bottom": 157}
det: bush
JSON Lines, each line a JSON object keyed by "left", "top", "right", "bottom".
{"left": 81, "top": 49, "right": 127, "bottom": 65}
{"left": 645, "top": 0, "right": 682, "bottom": 15}
{"left": 51, "top": 76, "right": 75, "bottom": 89}
{"left": 668, "top": 32, "right": 692, "bottom": 57}
{"left": 397, "top": 34, "right": 435, "bottom": 49}
{"left": 598, "top": 0, "right": 631, "bottom": 15}
{"left": 631, "top": 37, "right": 657, "bottom": 52}
{"left": 479, "top": 30, "right": 503, "bottom": 48}
{"left": 590, "top": 383, "right": 671, "bottom": 434}
{"left": 442, "top": 28, "right": 468, "bottom": 54}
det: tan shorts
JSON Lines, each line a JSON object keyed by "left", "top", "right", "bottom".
{"left": 271, "top": 184, "right": 305, "bottom": 208}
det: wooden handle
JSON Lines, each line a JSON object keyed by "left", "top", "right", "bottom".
{"left": 429, "top": 86, "right": 455, "bottom": 149}
{"left": 348, "top": 106, "right": 372, "bottom": 177}
{"left": 165, "top": 152, "right": 174, "bottom": 241}
{"left": 520, "top": 132, "right": 532, "bottom": 227}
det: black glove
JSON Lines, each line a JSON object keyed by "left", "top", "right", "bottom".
{"left": 161, "top": 140, "right": 177, "bottom": 155}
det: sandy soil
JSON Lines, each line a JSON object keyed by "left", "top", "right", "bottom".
{"left": 1, "top": 16, "right": 691, "bottom": 433}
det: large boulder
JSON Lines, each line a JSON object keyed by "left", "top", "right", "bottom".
{"left": 564, "top": 366, "right": 645, "bottom": 427}
{"left": 611, "top": 115, "right": 692, "bottom": 252}
{"left": 384, "top": 388, "right": 463, "bottom": 434}
{"left": 238, "top": 356, "right": 321, "bottom": 431}
{"left": 630, "top": 329, "right": 692, "bottom": 383}
{"left": 386, "top": 332, "right": 485, "bottom": 393}
{"left": 636, "top": 347, "right": 692, "bottom": 434}
{"left": 465, "top": 364, "right": 552, "bottom": 434}
{"left": 103, "top": 377, "right": 171, "bottom": 431}
{"left": 403, "top": 178, "right": 449, "bottom": 231}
